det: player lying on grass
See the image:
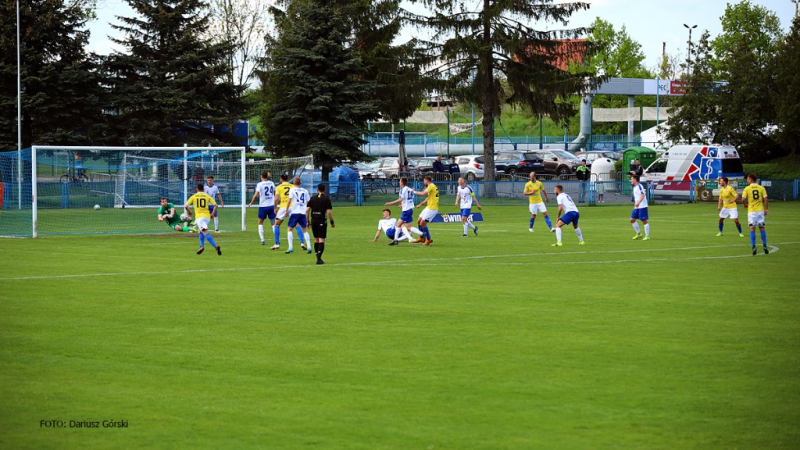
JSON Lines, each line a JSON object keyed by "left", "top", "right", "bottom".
{"left": 371, "top": 209, "right": 422, "bottom": 243}
{"left": 158, "top": 197, "right": 197, "bottom": 232}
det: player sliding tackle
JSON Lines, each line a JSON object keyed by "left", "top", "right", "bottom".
{"left": 157, "top": 197, "right": 197, "bottom": 232}
{"left": 371, "top": 209, "right": 417, "bottom": 243}
{"left": 384, "top": 177, "right": 424, "bottom": 245}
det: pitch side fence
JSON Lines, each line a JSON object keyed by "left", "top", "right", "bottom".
{"left": 306, "top": 178, "right": 800, "bottom": 209}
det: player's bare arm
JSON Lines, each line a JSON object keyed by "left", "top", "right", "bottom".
{"left": 764, "top": 196, "right": 769, "bottom": 215}
{"left": 385, "top": 198, "right": 402, "bottom": 207}
{"left": 416, "top": 198, "right": 429, "bottom": 208}
{"left": 327, "top": 210, "right": 335, "bottom": 228}
{"left": 248, "top": 191, "right": 259, "bottom": 207}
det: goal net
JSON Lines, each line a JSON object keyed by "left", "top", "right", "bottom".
{"left": 0, "top": 147, "right": 315, "bottom": 237}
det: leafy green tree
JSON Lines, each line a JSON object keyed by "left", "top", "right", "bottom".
{"left": 772, "top": 16, "right": 800, "bottom": 157}
{"left": 0, "top": 0, "right": 107, "bottom": 151}
{"left": 105, "top": 0, "right": 242, "bottom": 146}
{"left": 255, "top": 0, "right": 379, "bottom": 177}
{"left": 665, "top": 32, "right": 720, "bottom": 145}
{"left": 420, "top": 0, "right": 603, "bottom": 180}
{"left": 710, "top": 0, "right": 783, "bottom": 78}
{"left": 577, "top": 17, "right": 654, "bottom": 135}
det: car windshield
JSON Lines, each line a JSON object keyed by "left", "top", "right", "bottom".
{"left": 551, "top": 150, "right": 577, "bottom": 159}
{"left": 475, "top": 156, "right": 484, "bottom": 163}
{"left": 355, "top": 162, "right": 372, "bottom": 170}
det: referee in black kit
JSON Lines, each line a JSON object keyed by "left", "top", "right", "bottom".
{"left": 306, "top": 183, "right": 335, "bottom": 265}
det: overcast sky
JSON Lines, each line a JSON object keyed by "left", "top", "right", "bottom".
{"left": 87, "top": 0, "right": 797, "bottom": 74}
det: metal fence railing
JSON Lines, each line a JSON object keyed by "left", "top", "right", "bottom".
{"left": 311, "top": 178, "right": 799, "bottom": 208}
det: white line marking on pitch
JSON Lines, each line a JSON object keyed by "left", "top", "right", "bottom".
{"left": 0, "top": 243, "right": 790, "bottom": 281}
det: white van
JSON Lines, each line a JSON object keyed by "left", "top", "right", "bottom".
{"left": 642, "top": 145, "right": 745, "bottom": 200}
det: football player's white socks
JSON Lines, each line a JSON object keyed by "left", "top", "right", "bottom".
{"left": 463, "top": 223, "right": 468, "bottom": 234}
{"left": 411, "top": 227, "right": 423, "bottom": 236}
{"left": 555, "top": 227, "right": 563, "bottom": 243}
{"left": 632, "top": 222, "right": 641, "bottom": 234}
{"left": 303, "top": 232, "right": 311, "bottom": 246}
{"left": 402, "top": 227, "right": 412, "bottom": 242}
{"left": 287, "top": 230, "right": 293, "bottom": 250}
{"left": 575, "top": 227, "right": 583, "bottom": 241}
{"left": 214, "top": 217, "right": 219, "bottom": 230}
{"left": 258, "top": 224, "right": 264, "bottom": 241}
{"left": 467, "top": 222, "right": 476, "bottom": 230}
{"left": 644, "top": 224, "right": 650, "bottom": 237}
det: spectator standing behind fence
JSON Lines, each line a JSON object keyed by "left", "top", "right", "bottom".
{"left": 629, "top": 159, "right": 644, "bottom": 178}
{"left": 432, "top": 156, "right": 446, "bottom": 174}
{"left": 576, "top": 159, "right": 589, "bottom": 202}
{"left": 448, "top": 157, "right": 460, "bottom": 176}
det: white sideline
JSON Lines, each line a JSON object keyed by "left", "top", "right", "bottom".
{"left": 1, "top": 242, "right": 791, "bottom": 281}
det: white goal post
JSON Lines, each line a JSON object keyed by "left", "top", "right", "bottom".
{"left": 30, "top": 145, "right": 247, "bottom": 238}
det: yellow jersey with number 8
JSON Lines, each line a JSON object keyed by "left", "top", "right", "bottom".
{"left": 742, "top": 184, "right": 767, "bottom": 213}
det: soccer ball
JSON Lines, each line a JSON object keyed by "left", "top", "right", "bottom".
{"left": 180, "top": 213, "right": 191, "bottom": 222}
{"left": 94, "top": 204, "right": 101, "bottom": 210}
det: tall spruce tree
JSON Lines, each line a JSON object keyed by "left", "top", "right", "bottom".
{"left": 420, "top": 0, "right": 603, "bottom": 180}
{"left": 256, "top": 0, "right": 379, "bottom": 177}
{"left": 0, "top": 0, "right": 106, "bottom": 151}
{"left": 105, "top": 0, "right": 242, "bottom": 146}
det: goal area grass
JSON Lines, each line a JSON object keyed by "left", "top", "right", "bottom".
{"left": 1, "top": 202, "right": 799, "bottom": 449}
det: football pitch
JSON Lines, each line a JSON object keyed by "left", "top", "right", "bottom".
{"left": 1, "top": 202, "right": 799, "bottom": 449}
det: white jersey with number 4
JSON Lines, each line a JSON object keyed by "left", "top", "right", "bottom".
{"left": 398, "top": 186, "right": 415, "bottom": 211}
{"left": 378, "top": 218, "right": 397, "bottom": 232}
{"left": 457, "top": 185, "right": 475, "bottom": 209}
{"left": 557, "top": 192, "right": 578, "bottom": 213}
{"left": 287, "top": 187, "right": 310, "bottom": 215}
{"left": 255, "top": 180, "right": 276, "bottom": 207}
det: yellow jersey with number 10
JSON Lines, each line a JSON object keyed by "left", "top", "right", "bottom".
{"left": 186, "top": 193, "right": 216, "bottom": 219}
{"left": 742, "top": 184, "right": 767, "bottom": 213}
{"left": 426, "top": 183, "right": 439, "bottom": 210}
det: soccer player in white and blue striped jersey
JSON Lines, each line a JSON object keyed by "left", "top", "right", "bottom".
{"left": 455, "top": 177, "right": 482, "bottom": 237}
{"left": 384, "top": 177, "right": 419, "bottom": 245}
{"left": 551, "top": 185, "right": 584, "bottom": 247}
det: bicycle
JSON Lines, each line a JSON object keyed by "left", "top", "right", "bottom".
{"left": 60, "top": 168, "right": 89, "bottom": 184}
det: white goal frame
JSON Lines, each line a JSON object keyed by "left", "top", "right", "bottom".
{"left": 30, "top": 145, "right": 246, "bottom": 238}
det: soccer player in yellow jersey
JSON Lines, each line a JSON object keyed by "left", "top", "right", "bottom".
{"left": 272, "top": 173, "right": 306, "bottom": 250}
{"left": 716, "top": 177, "right": 743, "bottom": 237}
{"left": 741, "top": 172, "right": 769, "bottom": 255}
{"left": 185, "top": 183, "right": 221, "bottom": 255}
{"left": 522, "top": 172, "right": 552, "bottom": 232}
{"left": 413, "top": 176, "right": 439, "bottom": 245}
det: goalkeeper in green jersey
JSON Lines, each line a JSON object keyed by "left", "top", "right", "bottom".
{"left": 158, "top": 197, "right": 197, "bottom": 232}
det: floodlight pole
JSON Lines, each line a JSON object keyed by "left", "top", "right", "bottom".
{"left": 684, "top": 24, "right": 697, "bottom": 76}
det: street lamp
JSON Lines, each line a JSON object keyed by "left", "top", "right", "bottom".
{"left": 683, "top": 24, "right": 697, "bottom": 72}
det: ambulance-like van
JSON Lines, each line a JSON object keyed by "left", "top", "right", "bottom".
{"left": 642, "top": 145, "right": 745, "bottom": 200}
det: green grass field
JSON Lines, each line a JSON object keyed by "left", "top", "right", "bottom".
{"left": 2, "top": 202, "right": 799, "bottom": 449}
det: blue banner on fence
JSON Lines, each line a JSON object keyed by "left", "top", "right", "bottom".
{"left": 430, "top": 212, "right": 484, "bottom": 223}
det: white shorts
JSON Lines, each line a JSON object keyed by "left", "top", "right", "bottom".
{"left": 276, "top": 207, "right": 288, "bottom": 221}
{"left": 719, "top": 208, "right": 739, "bottom": 220}
{"left": 748, "top": 211, "right": 765, "bottom": 228}
{"left": 419, "top": 208, "right": 438, "bottom": 223}
{"left": 196, "top": 217, "right": 211, "bottom": 231}
{"left": 529, "top": 202, "right": 547, "bottom": 215}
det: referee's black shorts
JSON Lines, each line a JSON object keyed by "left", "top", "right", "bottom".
{"left": 311, "top": 220, "right": 327, "bottom": 239}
